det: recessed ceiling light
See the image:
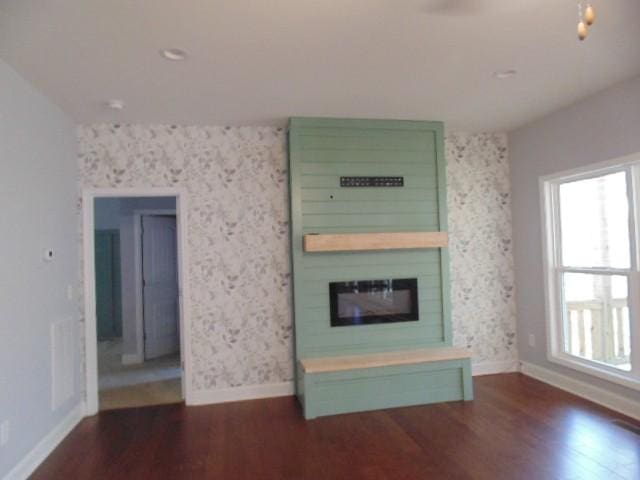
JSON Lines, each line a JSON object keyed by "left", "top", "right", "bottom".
{"left": 106, "top": 99, "right": 125, "bottom": 110}
{"left": 160, "top": 48, "right": 188, "bottom": 61}
{"left": 492, "top": 69, "right": 517, "bottom": 80}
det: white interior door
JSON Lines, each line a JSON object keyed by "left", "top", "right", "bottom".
{"left": 142, "top": 215, "right": 179, "bottom": 360}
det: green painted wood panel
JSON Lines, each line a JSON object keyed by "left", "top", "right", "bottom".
{"left": 302, "top": 213, "right": 437, "bottom": 229}
{"left": 299, "top": 305, "right": 443, "bottom": 324}
{"left": 301, "top": 225, "right": 441, "bottom": 235}
{"left": 300, "top": 250, "right": 441, "bottom": 267}
{"left": 298, "top": 320, "right": 444, "bottom": 338}
{"left": 301, "top": 175, "right": 437, "bottom": 189}
{"left": 302, "top": 187, "right": 437, "bottom": 202}
{"left": 303, "top": 340, "right": 449, "bottom": 358}
{"left": 298, "top": 328, "right": 445, "bottom": 342}
{"left": 302, "top": 359, "right": 472, "bottom": 419}
{"left": 301, "top": 150, "right": 431, "bottom": 165}
{"left": 289, "top": 117, "right": 451, "bottom": 365}
{"left": 299, "top": 135, "right": 433, "bottom": 152}
{"left": 288, "top": 117, "right": 470, "bottom": 420}
{"left": 302, "top": 200, "right": 439, "bottom": 215}
{"left": 299, "top": 332, "right": 446, "bottom": 355}
{"left": 301, "top": 161, "right": 436, "bottom": 175}
{"left": 299, "top": 266, "right": 442, "bottom": 283}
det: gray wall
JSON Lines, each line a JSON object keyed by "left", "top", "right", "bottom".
{"left": 510, "top": 75, "right": 640, "bottom": 401}
{"left": 0, "top": 59, "right": 80, "bottom": 476}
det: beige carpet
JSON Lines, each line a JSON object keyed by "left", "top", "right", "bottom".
{"left": 99, "top": 378, "right": 182, "bottom": 410}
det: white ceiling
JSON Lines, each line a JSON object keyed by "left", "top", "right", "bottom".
{"left": 1, "top": 0, "right": 639, "bottom": 132}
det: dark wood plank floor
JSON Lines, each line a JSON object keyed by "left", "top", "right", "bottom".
{"left": 32, "top": 374, "right": 640, "bottom": 479}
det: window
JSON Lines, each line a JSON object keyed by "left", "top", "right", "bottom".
{"left": 542, "top": 160, "right": 640, "bottom": 389}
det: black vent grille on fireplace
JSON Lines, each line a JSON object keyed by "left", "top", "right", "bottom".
{"left": 340, "top": 176, "right": 404, "bottom": 187}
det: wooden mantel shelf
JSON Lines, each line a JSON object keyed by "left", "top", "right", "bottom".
{"left": 303, "top": 231, "right": 448, "bottom": 253}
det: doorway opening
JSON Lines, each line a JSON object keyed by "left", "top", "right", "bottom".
{"left": 84, "top": 189, "right": 191, "bottom": 414}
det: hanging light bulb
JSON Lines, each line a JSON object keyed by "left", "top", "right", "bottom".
{"left": 577, "top": 2, "right": 589, "bottom": 41}
{"left": 584, "top": 4, "right": 596, "bottom": 26}
{"left": 578, "top": 21, "right": 588, "bottom": 40}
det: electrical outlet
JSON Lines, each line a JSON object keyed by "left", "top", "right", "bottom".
{"left": 66, "top": 285, "right": 73, "bottom": 301}
{"left": 0, "top": 420, "right": 9, "bottom": 447}
{"left": 528, "top": 334, "right": 536, "bottom": 348}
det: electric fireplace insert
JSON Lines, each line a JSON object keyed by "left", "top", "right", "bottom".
{"left": 329, "top": 278, "right": 419, "bottom": 327}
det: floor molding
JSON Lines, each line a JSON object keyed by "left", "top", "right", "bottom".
{"left": 521, "top": 361, "right": 640, "bottom": 421}
{"left": 4, "top": 402, "right": 85, "bottom": 480}
{"left": 472, "top": 359, "right": 519, "bottom": 376}
{"left": 190, "top": 381, "right": 294, "bottom": 406}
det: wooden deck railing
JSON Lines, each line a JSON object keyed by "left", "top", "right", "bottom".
{"left": 566, "top": 298, "right": 630, "bottom": 368}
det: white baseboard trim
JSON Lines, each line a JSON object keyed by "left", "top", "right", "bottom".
{"left": 521, "top": 361, "right": 640, "bottom": 421}
{"left": 472, "top": 359, "right": 520, "bottom": 376}
{"left": 4, "top": 402, "right": 85, "bottom": 480}
{"left": 189, "top": 381, "right": 294, "bottom": 406}
{"left": 121, "top": 353, "right": 143, "bottom": 365}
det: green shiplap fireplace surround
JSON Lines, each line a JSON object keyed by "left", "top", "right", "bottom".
{"left": 288, "top": 117, "right": 472, "bottom": 419}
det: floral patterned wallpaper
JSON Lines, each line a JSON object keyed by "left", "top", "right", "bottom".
{"left": 77, "top": 124, "right": 517, "bottom": 393}
{"left": 446, "top": 133, "right": 518, "bottom": 365}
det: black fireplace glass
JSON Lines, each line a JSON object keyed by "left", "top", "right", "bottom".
{"left": 329, "top": 278, "right": 419, "bottom": 327}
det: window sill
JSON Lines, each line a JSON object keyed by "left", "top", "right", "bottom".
{"left": 548, "top": 352, "right": 640, "bottom": 392}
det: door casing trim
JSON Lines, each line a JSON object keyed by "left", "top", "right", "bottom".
{"left": 82, "top": 187, "right": 193, "bottom": 415}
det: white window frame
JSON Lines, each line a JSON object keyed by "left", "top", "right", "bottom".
{"left": 540, "top": 152, "right": 640, "bottom": 391}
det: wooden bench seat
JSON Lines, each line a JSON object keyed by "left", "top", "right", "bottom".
{"left": 301, "top": 347, "right": 471, "bottom": 374}
{"left": 297, "top": 347, "right": 473, "bottom": 419}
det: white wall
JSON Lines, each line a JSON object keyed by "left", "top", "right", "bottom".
{"left": 0, "top": 59, "right": 80, "bottom": 477}
{"left": 510, "top": 75, "right": 640, "bottom": 401}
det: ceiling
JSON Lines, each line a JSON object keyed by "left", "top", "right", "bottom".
{"left": 1, "top": 0, "right": 639, "bottom": 132}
